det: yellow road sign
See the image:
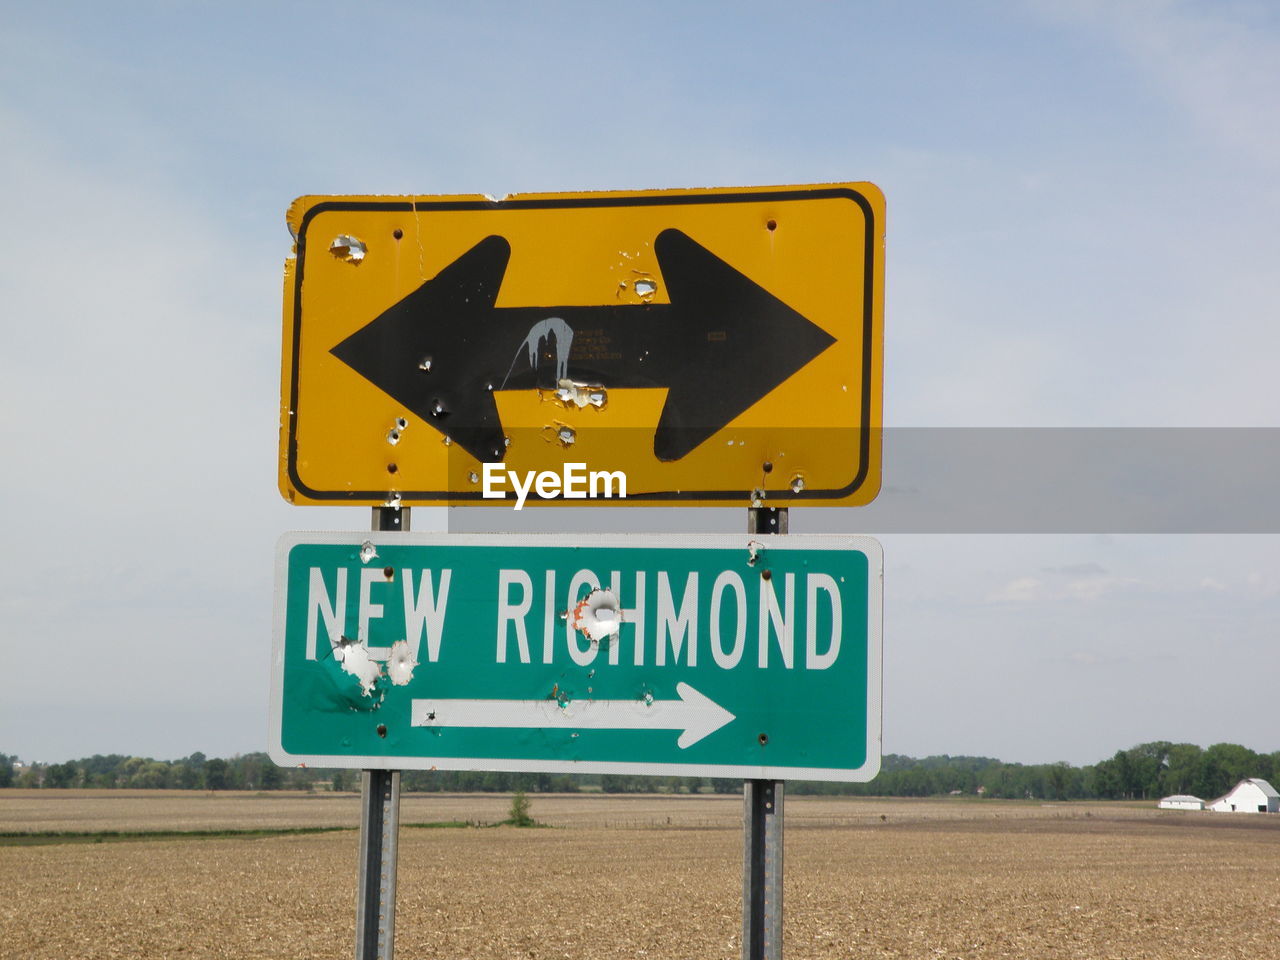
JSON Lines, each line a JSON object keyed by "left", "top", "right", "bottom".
{"left": 280, "top": 183, "right": 884, "bottom": 507}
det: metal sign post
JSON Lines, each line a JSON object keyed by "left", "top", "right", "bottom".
{"left": 744, "top": 779, "right": 784, "bottom": 960}
{"left": 356, "top": 768, "right": 400, "bottom": 960}
{"left": 355, "top": 506, "right": 408, "bottom": 960}
{"left": 744, "top": 505, "right": 786, "bottom": 960}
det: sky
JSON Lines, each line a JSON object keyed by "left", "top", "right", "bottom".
{"left": 2, "top": 0, "right": 1277, "bottom": 767}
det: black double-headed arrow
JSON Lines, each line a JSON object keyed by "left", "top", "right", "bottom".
{"left": 330, "top": 228, "right": 835, "bottom": 463}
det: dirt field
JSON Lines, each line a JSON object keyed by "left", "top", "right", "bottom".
{"left": 3, "top": 791, "right": 1279, "bottom": 959}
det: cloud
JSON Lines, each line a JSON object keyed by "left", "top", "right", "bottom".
{"left": 986, "top": 576, "right": 1045, "bottom": 604}
{"left": 1245, "top": 571, "right": 1280, "bottom": 597}
{"left": 1062, "top": 575, "right": 1142, "bottom": 602}
{"left": 1036, "top": 0, "right": 1280, "bottom": 170}
{"left": 987, "top": 569, "right": 1144, "bottom": 603}
{"left": 1042, "top": 562, "right": 1108, "bottom": 576}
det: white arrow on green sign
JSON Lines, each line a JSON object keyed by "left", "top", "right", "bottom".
{"left": 269, "top": 533, "right": 882, "bottom": 781}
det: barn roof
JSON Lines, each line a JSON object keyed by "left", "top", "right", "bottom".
{"left": 1246, "top": 778, "right": 1279, "bottom": 798}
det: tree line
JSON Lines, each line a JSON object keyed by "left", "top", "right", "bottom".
{"left": 2, "top": 741, "right": 1275, "bottom": 801}
{"left": 790, "top": 741, "right": 1280, "bottom": 801}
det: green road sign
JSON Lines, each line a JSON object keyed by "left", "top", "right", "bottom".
{"left": 270, "top": 533, "right": 882, "bottom": 781}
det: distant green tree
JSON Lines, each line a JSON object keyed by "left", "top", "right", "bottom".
{"left": 1197, "top": 742, "right": 1261, "bottom": 799}
{"left": 480, "top": 771, "right": 512, "bottom": 792}
{"left": 44, "top": 761, "right": 79, "bottom": 789}
{"left": 332, "top": 769, "right": 356, "bottom": 792}
{"left": 234, "top": 754, "right": 264, "bottom": 789}
{"left": 0, "top": 755, "right": 14, "bottom": 788}
{"left": 260, "top": 763, "right": 284, "bottom": 790}
{"left": 1044, "top": 762, "right": 1070, "bottom": 800}
{"left": 119, "top": 757, "right": 148, "bottom": 783}
{"left": 601, "top": 774, "right": 646, "bottom": 793}
{"left": 599, "top": 774, "right": 624, "bottom": 793}
{"left": 204, "top": 758, "right": 229, "bottom": 790}
{"left": 1126, "top": 742, "right": 1173, "bottom": 799}
{"left": 507, "top": 790, "right": 535, "bottom": 827}
{"left": 81, "top": 755, "right": 127, "bottom": 787}
{"left": 129, "top": 761, "right": 171, "bottom": 789}
{"left": 171, "top": 762, "right": 203, "bottom": 790}
{"left": 1160, "top": 743, "right": 1203, "bottom": 796}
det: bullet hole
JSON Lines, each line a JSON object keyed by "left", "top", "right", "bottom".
{"left": 543, "top": 422, "right": 577, "bottom": 447}
{"left": 426, "top": 711, "right": 436, "bottom": 721}
{"left": 761, "top": 569, "right": 772, "bottom": 581}
{"left": 617, "top": 274, "right": 657, "bottom": 304}
{"left": 572, "top": 588, "right": 623, "bottom": 642}
{"left": 393, "top": 228, "right": 404, "bottom": 240}
{"left": 385, "top": 492, "right": 402, "bottom": 508}
{"left": 547, "top": 379, "right": 607, "bottom": 410}
{"left": 376, "top": 724, "right": 388, "bottom": 739}
{"left": 468, "top": 471, "right": 479, "bottom": 483}
{"left": 387, "top": 639, "right": 417, "bottom": 686}
{"left": 766, "top": 219, "right": 777, "bottom": 231}
{"left": 790, "top": 475, "right": 806, "bottom": 493}
{"left": 762, "top": 461, "right": 774, "bottom": 474}
{"left": 329, "top": 235, "right": 367, "bottom": 264}
{"left": 387, "top": 463, "right": 398, "bottom": 474}
{"left": 359, "top": 541, "right": 377, "bottom": 563}
{"left": 383, "top": 566, "right": 394, "bottom": 580}
{"left": 418, "top": 357, "right": 433, "bottom": 373}
{"left": 758, "top": 733, "right": 770, "bottom": 745}
{"left": 396, "top": 417, "right": 409, "bottom": 430}
{"left": 430, "top": 399, "right": 447, "bottom": 418}
{"left": 387, "top": 430, "right": 400, "bottom": 445}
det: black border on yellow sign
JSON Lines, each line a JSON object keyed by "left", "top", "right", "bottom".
{"left": 285, "top": 186, "right": 878, "bottom": 503}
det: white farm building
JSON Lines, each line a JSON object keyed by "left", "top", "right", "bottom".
{"left": 1207, "top": 779, "right": 1279, "bottom": 814}
{"left": 1157, "top": 795, "right": 1204, "bottom": 811}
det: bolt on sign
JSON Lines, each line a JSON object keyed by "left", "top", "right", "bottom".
{"left": 279, "top": 183, "right": 885, "bottom": 506}
{"left": 269, "top": 533, "right": 883, "bottom": 781}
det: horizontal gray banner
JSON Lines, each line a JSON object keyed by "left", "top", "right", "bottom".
{"left": 443, "top": 429, "right": 1280, "bottom": 533}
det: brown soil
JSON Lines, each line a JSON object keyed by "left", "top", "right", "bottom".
{"left": 2, "top": 793, "right": 1278, "bottom": 959}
